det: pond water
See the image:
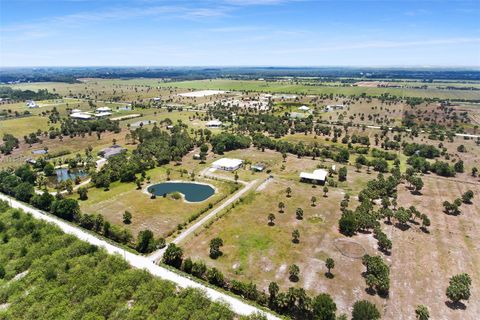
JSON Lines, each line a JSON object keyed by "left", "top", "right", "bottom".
{"left": 55, "top": 168, "right": 88, "bottom": 182}
{"left": 147, "top": 182, "right": 215, "bottom": 202}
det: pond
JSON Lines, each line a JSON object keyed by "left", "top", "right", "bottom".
{"left": 147, "top": 182, "right": 215, "bottom": 202}
{"left": 55, "top": 168, "right": 88, "bottom": 182}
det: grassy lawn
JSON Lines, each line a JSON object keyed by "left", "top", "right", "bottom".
{"left": 77, "top": 165, "right": 238, "bottom": 238}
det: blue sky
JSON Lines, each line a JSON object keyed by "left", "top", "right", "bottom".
{"left": 0, "top": 0, "right": 479, "bottom": 67}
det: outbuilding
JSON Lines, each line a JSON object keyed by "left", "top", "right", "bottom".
{"left": 300, "top": 169, "right": 328, "bottom": 184}
{"left": 212, "top": 158, "right": 243, "bottom": 171}
{"left": 70, "top": 112, "right": 92, "bottom": 120}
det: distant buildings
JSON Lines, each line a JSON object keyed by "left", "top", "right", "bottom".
{"left": 70, "top": 112, "right": 93, "bottom": 120}
{"left": 299, "top": 169, "right": 328, "bottom": 184}
{"left": 325, "top": 105, "right": 345, "bottom": 112}
{"left": 206, "top": 120, "right": 223, "bottom": 128}
{"left": 212, "top": 158, "right": 243, "bottom": 171}
{"left": 26, "top": 100, "right": 38, "bottom": 108}
{"left": 298, "top": 105, "right": 310, "bottom": 111}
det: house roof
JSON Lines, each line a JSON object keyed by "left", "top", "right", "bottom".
{"left": 300, "top": 169, "right": 328, "bottom": 181}
{"left": 298, "top": 105, "right": 310, "bottom": 111}
{"left": 206, "top": 120, "right": 222, "bottom": 126}
{"left": 212, "top": 158, "right": 243, "bottom": 168}
{"left": 70, "top": 112, "right": 92, "bottom": 119}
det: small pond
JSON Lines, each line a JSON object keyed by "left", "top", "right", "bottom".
{"left": 147, "top": 182, "right": 215, "bottom": 202}
{"left": 55, "top": 168, "right": 88, "bottom": 182}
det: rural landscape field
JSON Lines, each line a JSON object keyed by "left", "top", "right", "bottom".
{"left": 1, "top": 0, "right": 479, "bottom": 319}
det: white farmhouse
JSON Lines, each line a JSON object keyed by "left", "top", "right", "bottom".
{"left": 212, "top": 158, "right": 243, "bottom": 171}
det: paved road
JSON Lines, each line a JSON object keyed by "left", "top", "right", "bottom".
{"left": 148, "top": 175, "right": 258, "bottom": 262}
{"left": 0, "top": 193, "right": 279, "bottom": 320}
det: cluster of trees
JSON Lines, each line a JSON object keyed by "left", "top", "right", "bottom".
{"left": 210, "top": 133, "right": 251, "bottom": 154}
{"left": 443, "top": 191, "right": 473, "bottom": 215}
{"left": 0, "top": 86, "right": 60, "bottom": 100}
{"left": 402, "top": 143, "right": 440, "bottom": 158}
{"left": 339, "top": 173, "right": 400, "bottom": 236}
{"left": 162, "top": 244, "right": 375, "bottom": 319}
{"left": 59, "top": 118, "right": 121, "bottom": 137}
{"left": 92, "top": 126, "right": 194, "bottom": 189}
{"left": 252, "top": 133, "right": 350, "bottom": 163}
{"left": 407, "top": 156, "right": 460, "bottom": 177}
{"left": 0, "top": 205, "right": 262, "bottom": 320}
{"left": 0, "top": 167, "right": 161, "bottom": 253}
{"left": 362, "top": 254, "right": 390, "bottom": 297}
{"left": 0, "top": 133, "right": 19, "bottom": 155}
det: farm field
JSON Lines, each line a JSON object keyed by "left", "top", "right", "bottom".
{"left": 6, "top": 78, "right": 480, "bottom": 101}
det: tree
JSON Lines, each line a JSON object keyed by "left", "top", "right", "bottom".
{"left": 31, "top": 191, "right": 54, "bottom": 211}
{"left": 162, "top": 243, "right": 183, "bottom": 268}
{"left": 311, "top": 196, "right": 317, "bottom": 207}
{"left": 356, "top": 162, "right": 362, "bottom": 172}
{"left": 446, "top": 273, "right": 472, "bottom": 305}
{"left": 43, "top": 162, "right": 55, "bottom": 176}
{"left": 278, "top": 201, "right": 285, "bottom": 213}
{"left": 295, "top": 207, "right": 304, "bottom": 220}
{"left": 51, "top": 198, "right": 80, "bottom": 222}
{"left": 292, "top": 229, "right": 300, "bottom": 243}
{"left": 338, "top": 166, "right": 347, "bottom": 182}
{"left": 268, "top": 213, "right": 276, "bottom": 226}
{"left": 206, "top": 267, "right": 224, "bottom": 286}
{"left": 351, "top": 300, "right": 381, "bottom": 320}
{"left": 0, "top": 265, "right": 5, "bottom": 279}
{"left": 123, "top": 210, "right": 132, "bottom": 224}
{"left": 461, "top": 190, "right": 474, "bottom": 204}
{"left": 411, "top": 177, "right": 424, "bottom": 193}
{"left": 339, "top": 211, "right": 357, "bottom": 236}
{"left": 454, "top": 160, "right": 464, "bottom": 173}
{"left": 472, "top": 167, "right": 478, "bottom": 177}
{"left": 286, "top": 187, "right": 292, "bottom": 197}
{"left": 14, "top": 182, "right": 34, "bottom": 203}
{"left": 323, "top": 186, "right": 329, "bottom": 197}
{"left": 136, "top": 229, "right": 155, "bottom": 253}
{"left": 288, "top": 264, "right": 299, "bottom": 282}
{"left": 421, "top": 214, "right": 431, "bottom": 232}
{"left": 325, "top": 257, "right": 335, "bottom": 276}
{"left": 268, "top": 282, "right": 279, "bottom": 307}
{"left": 209, "top": 237, "right": 224, "bottom": 259}
{"left": 77, "top": 187, "right": 88, "bottom": 200}
{"left": 65, "top": 179, "right": 74, "bottom": 194}
{"left": 415, "top": 305, "right": 430, "bottom": 320}
{"left": 311, "top": 293, "right": 336, "bottom": 320}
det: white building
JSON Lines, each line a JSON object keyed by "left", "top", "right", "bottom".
{"left": 96, "top": 107, "right": 112, "bottom": 113}
{"left": 298, "top": 105, "right": 310, "bottom": 111}
{"left": 325, "top": 105, "right": 345, "bottom": 112}
{"left": 212, "top": 158, "right": 243, "bottom": 171}
{"left": 94, "top": 112, "right": 112, "bottom": 118}
{"left": 206, "top": 120, "right": 223, "bottom": 128}
{"left": 70, "top": 112, "right": 92, "bottom": 120}
{"left": 26, "top": 100, "right": 38, "bottom": 108}
{"left": 300, "top": 169, "right": 328, "bottom": 184}
{"left": 152, "top": 97, "right": 162, "bottom": 102}
{"left": 71, "top": 109, "right": 82, "bottom": 113}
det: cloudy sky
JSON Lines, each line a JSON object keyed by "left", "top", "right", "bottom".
{"left": 1, "top": 0, "right": 479, "bottom": 67}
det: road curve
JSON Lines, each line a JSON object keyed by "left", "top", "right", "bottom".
{"left": 0, "top": 193, "right": 280, "bottom": 320}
